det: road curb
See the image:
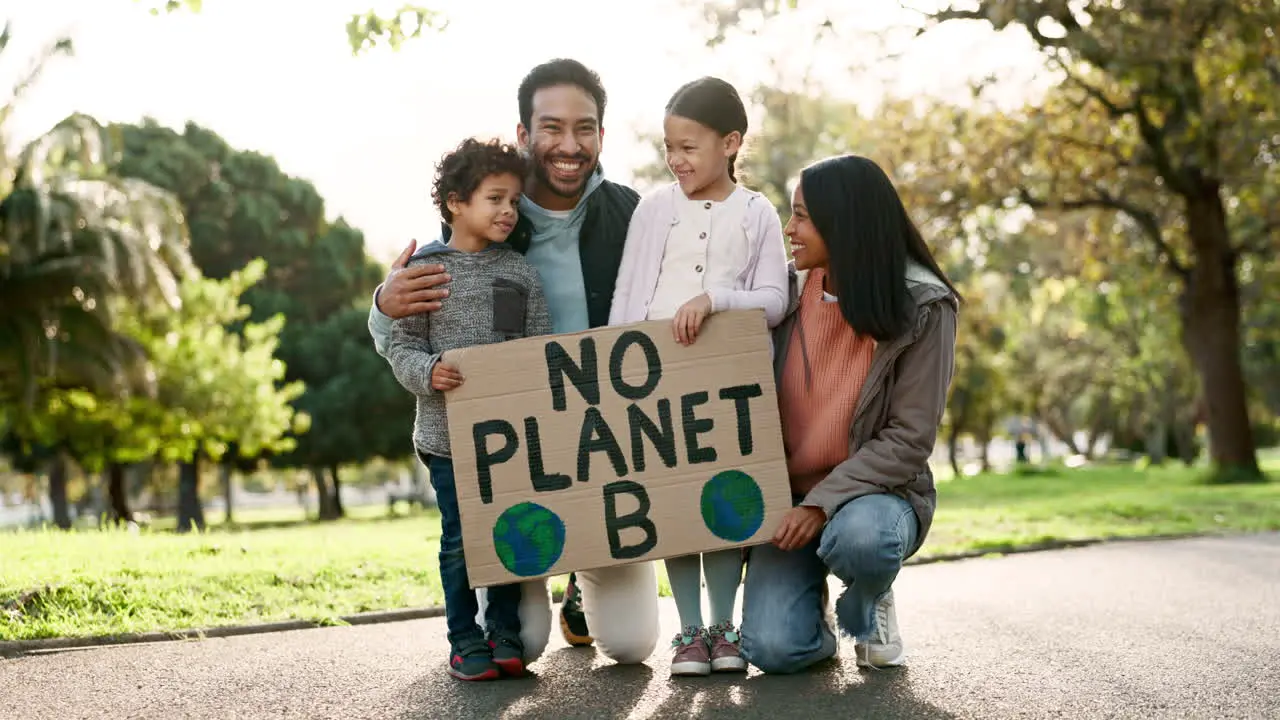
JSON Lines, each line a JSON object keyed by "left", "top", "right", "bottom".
{"left": 1, "top": 590, "right": 567, "bottom": 659}
{"left": 904, "top": 531, "right": 1210, "bottom": 566}
{"left": 2, "top": 534, "right": 1215, "bottom": 659}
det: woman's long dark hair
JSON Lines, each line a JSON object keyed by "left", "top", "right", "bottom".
{"left": 799, "top": 154, "right": 959, "bottom": 342}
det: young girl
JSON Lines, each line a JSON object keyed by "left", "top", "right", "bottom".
{"left": 609, "top": 76, "right": 789, "bottom": 677}
{"left": 387, "top": 137, "right": 552, "bottom": 681}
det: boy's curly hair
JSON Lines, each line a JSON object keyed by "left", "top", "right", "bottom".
{"left": 432, "top": 138, "right": 529, "bottom": 224}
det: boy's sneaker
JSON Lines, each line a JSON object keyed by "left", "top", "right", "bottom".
{"left": 669, "top": 626, "right": 711, "bottom": 676}
{"left": 488, "top": 629, "right": 526, "bottom": 677}
{"left": 855, "top": 589, "right": 905, "bottom": 668}
{"left": 448, "top": 636, "right": 500, "bottom": 681}
{"left": 707, "top": 621, "right": 747, "bottom": 672}
{"left": 559, "top": 573, "right": 593, "bottom": 647}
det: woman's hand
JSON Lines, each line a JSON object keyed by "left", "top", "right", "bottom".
{"left": 672, "top": 293, "right": 713, "bottom": 345}
{"left": 431, "top": 360, "right": 464, "bottom": 392}
{"left": 772, "top": 506, "right": 827, "bottom": 551}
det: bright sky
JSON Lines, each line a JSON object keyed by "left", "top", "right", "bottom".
{"left": 2, "top": 0, "right": 1038, "bottom": 264}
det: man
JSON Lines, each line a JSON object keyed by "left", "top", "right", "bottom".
{"left": 368, "top": 58, "right": 659, "bottom": 666}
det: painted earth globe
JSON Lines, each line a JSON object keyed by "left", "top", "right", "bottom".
{"left": 492, "top": 501, "right": 566, "bottom": 577}
{"left": 700, "top": 470, "right": 765, "bottom": 542}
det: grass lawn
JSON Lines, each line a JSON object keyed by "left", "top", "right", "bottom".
{"left": 928, "top": 457, "right": 1280, "bottom": 555}
{"left": 3, "top": 458, "right": 1277, "bottom": 642}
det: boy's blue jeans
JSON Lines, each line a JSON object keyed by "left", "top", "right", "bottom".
{"left": 420, "top": 452, "right": 522, "bottom": 646}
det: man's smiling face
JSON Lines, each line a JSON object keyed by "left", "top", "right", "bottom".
{"left": 518, "top": 83, "right": 603, "bottom": 208}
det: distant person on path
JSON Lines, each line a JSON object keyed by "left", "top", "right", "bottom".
{"left": 385, "top": 137, "right": 551, "bottom": 681}
{"left": 369, "top": 59, "right": 660, "bottom": 667}
{"left": 608, "top": 76, "right": 788, "bottom": 677}
{"left": 740, "top": 154, "right": 960, "bottom": 674}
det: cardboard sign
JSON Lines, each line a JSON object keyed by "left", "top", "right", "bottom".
{"left": 443, "top": 309, "right": 791, "bottom": 588}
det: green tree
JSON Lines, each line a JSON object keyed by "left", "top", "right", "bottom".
{"left": 110, "top": 120, "right": 413, "bottom": 517}
{"left": 0, "top": 27, "right": 195, "bottom": 526}
{"left": 11, "top": 261, "right": 304, "bottom": 531}
{"left": 697, "top": 1, "right": 1278, "bottom": 481}
{"left": 114, "top": 259, "right": 305, "bottom": 531}
{"left": 278, "top": 307, "right": 415, "bottom": 519}
{"left": 917, "top": 0, "right": 1280, "bottom": 479}
{"left": 0, "top": 27, "right": 192, "bottom": 407}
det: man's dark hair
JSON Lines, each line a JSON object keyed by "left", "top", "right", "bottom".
{"left": 431, "top": 137, "right": 528, "bottom": 224}
{"left": 800, "top": 154, "right": 961, "bottom": 342}
{"left": 666, "top": 76, "right": 749, "bottom": 182}
{"left": 518, "top": 58, "right": 608, "bottom": 129}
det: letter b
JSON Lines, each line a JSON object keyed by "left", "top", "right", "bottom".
{"left": 602, "top": 480, "right": 657, "bottom": 560}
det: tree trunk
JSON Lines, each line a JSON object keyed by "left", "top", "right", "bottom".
{"left": 1085, "top": 395, "right": 1111, "bottom": 460}
{"left": 1173, "top": 421, "right": 1198, "bottom": 466}
{"left": 329, "top": 465, "right": 346, "bottom": 518}
{"left": 977, "top": 430, "right": 992, "bottom": 473}
{"left": 1034, "top": 421, "right": 1052, "bottom": 463}
{"left": 48, "top": 452, "right": 72, "bottom": 530}
{"left": 1179, "top": 189, "right": 1260, "bottom": 479}
{"left": 176, "top": 456, "right": 205, "bottom": 533}
{"left": 947, "top": 427, "right": 962, "bottom": 478}
{"left": 220, "top": 462, "right": 234, "bottom": 526}
{"left": 312, "top": 466, "right": 338, "bottom": 520}
{"left": 107, "top": 462, "right": 134, "bottom": 525}
{"left": 1041, "top": 411, "right": 1084, "bottom": 455}
{"left": 1145, "top": 420, "right": 1168, "bottom": 465}
{"left": 946, "top": 385, "right": 971, "bottom": 477}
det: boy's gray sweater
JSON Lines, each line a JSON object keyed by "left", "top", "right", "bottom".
{"left": 387, "top": 240, "right": 552, "bottom": 458}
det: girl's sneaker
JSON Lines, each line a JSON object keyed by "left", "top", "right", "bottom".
{"left": 707, "top": 621, "right": 747, "bottom": 672}
{"left": 670, "top": 626, "right": 711, "bottom": 676}
{"left": 487, "top": 629, "right": 526, "bottom": 677}
{"left": 448, "top": 636, "right": 500, "bottom": 681}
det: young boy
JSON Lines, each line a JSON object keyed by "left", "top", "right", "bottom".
{"left": 386, "top": 137, "right": 552, "bottom": 681}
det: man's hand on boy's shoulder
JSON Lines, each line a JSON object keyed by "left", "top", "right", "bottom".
{"left": 376, "top": 239, "right": 452, "bottom": 319}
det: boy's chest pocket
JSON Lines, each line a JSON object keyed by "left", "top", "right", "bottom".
{"left": 491, "top": 278, "right": 529, "bottom": 335}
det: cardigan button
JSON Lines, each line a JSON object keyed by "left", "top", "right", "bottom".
{"left": 699, "top": 231, "right": 707, "bottom": 239}
{"left": 703, "top": 201, "right": 712, "bottom": 209}
{"left": 695, "top": 265, "right": 704, "bottom": 273}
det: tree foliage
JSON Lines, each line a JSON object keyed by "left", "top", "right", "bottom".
{"left": 702, "top": 0, "right": 1279, "bottom": 478}
{"left": 17, "top": 261, "right": 303, "bottom": 469}
{"left": 0, "top": 27, "right": 192, "bottom": 415}
{"left": 109, "top": 119, "right": 415, "bottom": 516}
{"left": 138, "top": 0, "right": 447, "bottom": 55}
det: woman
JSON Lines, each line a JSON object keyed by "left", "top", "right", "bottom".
{"left": 739, "top": 154, "right": 960, "bottom": 674}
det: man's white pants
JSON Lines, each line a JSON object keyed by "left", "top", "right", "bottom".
{"left": 476, "top": 561, "right": 660, "bottom": 664}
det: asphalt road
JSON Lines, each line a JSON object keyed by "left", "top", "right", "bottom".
{"left": 3, "top": 533, "right": 1278, "bottom": 719}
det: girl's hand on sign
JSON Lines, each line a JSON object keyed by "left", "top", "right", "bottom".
{"left": 431, "top": 361, "right": 465, "bottom": 392}
{"left": 772, "top": 505, "right": 826, "bottom": 551}
{"left": 673, "top": 293, "right": 712, "bottom": 346}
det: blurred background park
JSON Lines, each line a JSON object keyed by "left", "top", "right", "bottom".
{"left": 1, "top": 0, "right": 1277, "bottom": 642}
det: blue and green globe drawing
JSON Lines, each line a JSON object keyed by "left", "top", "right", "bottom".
{"left": 492, "top": 502, "right": 566, "bottom": 577}
{"left": 700, "top": 470, "right": 765, "bottom": 542}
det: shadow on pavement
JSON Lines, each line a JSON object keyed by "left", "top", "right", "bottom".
{"left": 396, "top": 645, "right": 957, "bottom": 719}
{"left": 644, "top": 664, "right": 959, "bottom": 720}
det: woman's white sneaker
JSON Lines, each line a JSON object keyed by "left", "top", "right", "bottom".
{"left": 854, "top": 589, "right": 905, "bottom": 668}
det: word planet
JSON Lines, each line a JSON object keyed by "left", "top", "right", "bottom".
{"left": 492, "top": 502, "right": 566, "bottom": 577}
{"left": 700, "top": 470, "right": 765, "bottom": 543}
